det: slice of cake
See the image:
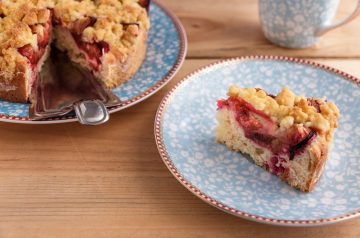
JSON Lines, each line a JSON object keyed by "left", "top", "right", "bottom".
{"left": 53, "top": 0, "right": 150, "bottom": 89}
{"left": 0, "top": 1, "right": 53, "bottom": 102}
{"left": 216, "top": 86, "right": 340, "bottom": 192}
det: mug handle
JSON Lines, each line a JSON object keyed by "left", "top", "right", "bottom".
{"left": 316, "top": 0, "right": 360, "bottom": 36}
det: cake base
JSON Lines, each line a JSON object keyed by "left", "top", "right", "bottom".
{"left": 216, "top": 109, "right": 328, "bottom": 192}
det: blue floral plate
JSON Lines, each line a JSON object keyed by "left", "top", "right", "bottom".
{"left": 155, "top": 56, "right": 360, "bottom": 226}
{"left": 0, "top": 0, "right": 186, "bottom": 124}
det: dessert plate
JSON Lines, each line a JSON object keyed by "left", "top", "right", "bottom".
{"left": 155, "top": 56, "right": 360, "bottom": 226}
{"left": 0, "top": 0, "right": 187, "bottom": 124}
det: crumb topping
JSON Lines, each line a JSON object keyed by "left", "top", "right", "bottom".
{"left": 227, "top": 86, "right": 340, "bottom": 138}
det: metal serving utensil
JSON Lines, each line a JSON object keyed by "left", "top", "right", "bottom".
{"left": 29, "top": 48, "right": 121, "bottom": 125}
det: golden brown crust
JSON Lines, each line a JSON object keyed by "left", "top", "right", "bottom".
{"left": 100, "top": 28, "right": 147, "bottom": 88}
{"left": 120, "top": 29, "right": 147, "bottom": 83}
{"left": 0, "top": 62, "right": 29, "bottom": 103}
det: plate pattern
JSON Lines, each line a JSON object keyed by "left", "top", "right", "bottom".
{"left": 0, "top": 0, "right": 187, "bottom": 123}
{"left": 155, "top": 56, "right": 360, "bottom": 226}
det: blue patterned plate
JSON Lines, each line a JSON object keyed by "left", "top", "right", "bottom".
{"left": 0, "top": 0, "right": 187, "bottom": 124}
{"left": 155, "top": 56, "right": 360, "bottom": 226}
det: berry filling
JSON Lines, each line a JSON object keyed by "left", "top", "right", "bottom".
{"left": 218, "top": 97, "right": 317, "bottom": 164}
{"left": 72, "top": 38, "right": 110, "bottom": 71}
{"left": 219, "top": 97, "right": 277, "bottom": 148}
{"left": 18, "top": 13, "right": 52, "bottom": 87}
{"left": 289, "top": 129, "right": 316, "bottom": 160}
{"left": 269, "top": 155, "right": 287, "bottom": 176}
{"left": 67, "top": 17, "right": 110, "bottom": 71}
{"left": 138, "top": 0, "right": 150, "bottom": 12}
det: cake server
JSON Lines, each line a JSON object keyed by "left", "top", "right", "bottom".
{"left": 29, "top": 49, "right": 121, "bottom": 125}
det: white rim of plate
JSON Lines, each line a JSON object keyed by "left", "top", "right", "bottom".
{"left": 154, "top": 55, "right": 360, "bottom": 227}
{"left": 0, "top": 0, "right": 187, "bottom": 124}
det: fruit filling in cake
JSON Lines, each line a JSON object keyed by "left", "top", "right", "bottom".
{"left": 55, "top": 16, "right": 109, "bottom": 71}
{"left": 216, "top": 86, "right": 340, "bottom": 192}
{"left": 18, "top": 14, "right": 53, "bottom": 88}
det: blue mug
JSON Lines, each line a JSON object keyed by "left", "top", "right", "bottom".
{"left": 259, "top": 0, "right": 360, "bottom": 48}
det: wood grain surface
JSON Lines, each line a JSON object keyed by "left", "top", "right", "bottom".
{"left": 1, "top": 59, "right": 360, "bottom": 238}
{"left": 1, "top": 0, "right": 360, "bottom": 237}
{"left": 161, "top": 0, "right": 360, "bottom": 58}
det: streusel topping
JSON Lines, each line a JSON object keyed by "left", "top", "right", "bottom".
{"left": 228, "top": 86, "right": 340, "bottom": 136}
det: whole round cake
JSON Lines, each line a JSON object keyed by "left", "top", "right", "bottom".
{"left": 0, "top": 0, "right": 150, "bottom": 103}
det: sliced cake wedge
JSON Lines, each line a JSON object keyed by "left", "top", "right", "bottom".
{"left": 216, "top": 86, "right": 340, "bottom": 192}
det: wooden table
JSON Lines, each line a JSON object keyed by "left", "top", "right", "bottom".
{"left": 1, "top": 0, "right": 360, "bottom": 237}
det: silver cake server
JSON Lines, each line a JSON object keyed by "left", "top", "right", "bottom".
{"left": 29, "top": 48, "right": 121, "bottom": 125}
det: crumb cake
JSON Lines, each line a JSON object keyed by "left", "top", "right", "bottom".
{"left": 0, "top": 0, "right": 53, "bottom": 102}
{"left": 216, "top": 86, "right": 340, "bottom": 192}
{"left": 0, "top": 0, "right": 150, "bottom": 103}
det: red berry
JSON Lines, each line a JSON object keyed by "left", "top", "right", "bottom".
{"left": 138, "top": 0, "right": 150, "bottom": 11}
{"left": 98, "top": 41, "right": 110, "bottom": 54}
{"left": 270, "top": 156, "right": 286, "bottom": 175}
